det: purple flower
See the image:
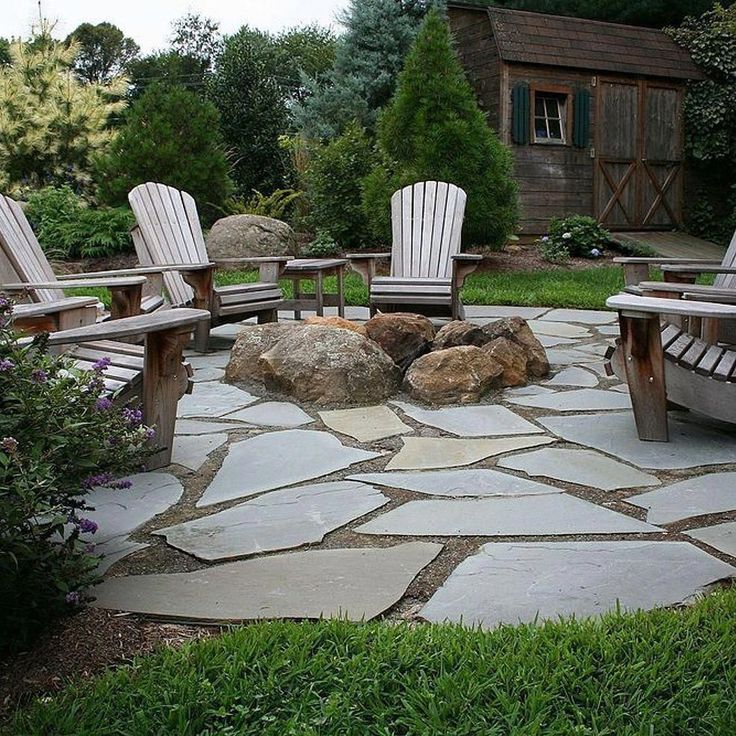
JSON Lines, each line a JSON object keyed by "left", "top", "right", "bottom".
{"left": 92, "top": 357, "right": 111, "bottom": 373}
{"left": 82, "top": 472, "right": 113, "bottom": 489}
{"left": 0, "top": 296, "right": 10, "bottom": 310}
{"left": 122, "top": 407, "right": 143, "bottom": 427}
{"left": 65, "top": 591, "right": 81, "bottom": 606}
{"left": 1, "top": 436, "right": 18, "bottom": 453}
{"left": 95, "top": 396, "right": 113, "bottom": 411}
{"left": 76, "top": 517, "right": 98, "bottom": 534}
{"left": 109, "top": 478, "right": 132, "bottom": 490}
{"left": 31, "top": 369, "right": 48, "bottom": 384}
{"left": 0, "top": 358, "right": 14, "bottom": 372}
{"left": 84, "top": 543, "right": 96, "bottom": 554}
{"left": 144, "top": 427, "right": 156, "bottom": 441}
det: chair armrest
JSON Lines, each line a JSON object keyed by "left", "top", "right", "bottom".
{"left": 660, "top": 265, "right": 736, "bottom": 275}
{"left": 56, "top": 266, "right": 189, "bottom": 279}
{"left": 12, "top": 297, "right": 99, "bottom": 319}
{"left": 2, "top": 276, "right": 147, "bottom": 290}
{"left": 606, "top": 294, "right": 736, "bottom": 320}
{"left": 613, "top": 257, "right": 721, "bottom": 265}
{"left": 639, "top": 282, "right": 735, "bottom": 296}
{"left": 345, "top": 253, "right": 391, "bottom": 260}
{"left": 214, "top": 257, "right": 292, "bottom": 266}
{"left": 36, "top": 308, "right": 210, "bottom": 347}
{"left": 451, "top": 254, "right": 483, "bottom": 262}
{"left": 683, "top": 291, "right": 736, "bottom": 305}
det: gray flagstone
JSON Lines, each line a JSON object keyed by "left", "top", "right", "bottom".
{"left": 171, "top": 434, "right": 228, "bottom": 471}
{"left": 543, "top": 366, "right": 599, "bottom": 388}
{"left": 175, "top": 419, "right": 246, "bottom": 435}
{"left": 540, "top": 309, "right": 617, "bottom": 325}
{"left": 685, "top": 522, "right": 736, "bottom": 558}
{"left": 319, "top": 405, "right": 412, "bottom": 442}
{"left": 177, "top": 382, "right": 259, "bottom": 418}
{"left": 225, "top": 401, "right": 314, "bottom": 428}
{"left": 508, "top": 388, "right": 630, "bottom": 412}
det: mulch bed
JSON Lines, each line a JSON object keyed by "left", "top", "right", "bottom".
{"left": 0, "top": 609, "right": 213, "bottom": 721}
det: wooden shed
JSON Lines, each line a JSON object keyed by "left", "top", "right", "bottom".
{"left": 447, "top": 4, "right": 704, "bottom": 234}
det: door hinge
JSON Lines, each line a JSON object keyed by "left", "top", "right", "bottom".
{"left": 591, "top": 76, "right": 597, "bottom": 87}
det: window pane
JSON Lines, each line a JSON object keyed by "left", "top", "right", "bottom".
{"left": 535, "top": 118, "right": 548, "bottom": 138}
{"left": 545, "top": 97, "right": 561, "bottom": 120}
{"left": 548, "top": 118, "right": 563, "bottom": 140}
{"left": 534, "top": 97, "right": 545, "bottom": 116}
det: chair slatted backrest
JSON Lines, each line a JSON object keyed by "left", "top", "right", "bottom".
{"left": 713, "top": 228, "right": 736, "bottom": 290}
{"left": 128, "top": 183, "right": 209, "bottom": 308}
{"left": 389, "top": 182, "right": 467, "bottom": 279}
{"left": 0, "top": 195, "right": 64, "bottom": 302}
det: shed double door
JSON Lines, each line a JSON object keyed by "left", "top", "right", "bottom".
{"left": 594, "top": 77, "right": 684, "bottom": 229}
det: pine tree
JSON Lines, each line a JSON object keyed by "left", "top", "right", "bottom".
{"left": 95, "top": 85, "right": 231, "bottom": 224}
{"left": 362, "top": 8, "right": 518, "bottom": 247}
{"left": 0, "top": 29, "right": 127, "bottom": 193}
{"left": 294, "top": 0, "right": 436, "bottom": 139}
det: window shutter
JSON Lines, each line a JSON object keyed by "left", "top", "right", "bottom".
{"left": 511, "top": 84, "right": 530, "bottom": 145}
{"left": 573, "top": 89, "right": 591, "bottom": 148}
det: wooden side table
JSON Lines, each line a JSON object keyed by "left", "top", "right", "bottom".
{"left": 283, "top": 258, "right": 349, "bottom": 319}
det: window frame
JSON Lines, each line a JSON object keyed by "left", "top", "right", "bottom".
{"left": 530, "top": 84, "right": 573, "bottom": 146}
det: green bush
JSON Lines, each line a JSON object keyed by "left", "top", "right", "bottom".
{"left": 305, "top": 122, "right": 378, "bottom": 248}
{"left": 225, "top": 188, "right": 305, "bottom": 223}
{"left": 362, "top": 8, "right": 518, "bottom": 248}
{"left": 25, "top": 186, "right": 135, "bottom": 259}
{"left": 0, "top": 298, "right": 153, "bottom": 653}
{"left": 95, "top": 84, "right": 232, "bottom": 225}
{"left": 538, "top": 215, "right": 610, "bottom": 263}
{"left": 301, "top": 230, "right": 340, "bottom": 257}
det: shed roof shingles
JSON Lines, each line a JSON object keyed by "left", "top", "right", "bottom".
{"left": 455, "top": 6, "right": 703, "bottom": 80}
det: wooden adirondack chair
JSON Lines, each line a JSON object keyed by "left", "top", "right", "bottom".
{"left": 128, "top": 182, "right": 284, "bottom": 352}
{"left": 347, "top": 182, "right": 482, "bottom": 320}
{"left": 11, "top": 300, "right": 210, "bottom": 469}
{"left": 0, "top": 194, "right": 167, "bottom": 319}
{"left": 605, "top": 294, "right": 736, "bottom": 442}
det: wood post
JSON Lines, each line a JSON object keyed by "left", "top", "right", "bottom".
{"left": 182, "top": 269, "right": 214, "bottom": 352}
{"left": 109, "top": 283, "right": 143, "bottom": 319}
{"left": 622, "top": 263, "right": 649, "bottom": 287}
{"left": 619, "top": 310, "right": 668, "bottom": 441}
{"left": 337, "top": 267, "right": 345, "bottom": 318}
{"left": 143, "top": 327, "right": 191, "bottom": 470}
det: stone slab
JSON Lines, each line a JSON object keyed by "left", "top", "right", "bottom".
{"left": 319, "top": 405, "right": 412, "bottom": 442}
{"left": 348, "top": 469, "right": 562, "bottom": 497}
{"left": 574, "top": 343, "right": 610, "bottom": 357}
{"left": 175, "top": 419, "right": 245, "bottom": 435}
{"left": 197, "top": 430, "right": 382, "bottom": 507}
{"left": 157, "top": 481, "right": 388, "bottom": 560}
{"left": 93, "top": 541, "right": 442, "bottom": 622}
{"left": 499, "top": 448, "right": 659, "bottom": 491}
{"left": 545, "top": 348, "right": 600, "bottom": 365}
{"left": 540, "top": 309, "right": 617, "bottom": 325}
{"left": 539, "top": 412, "right": 736, "bottom": 470}
{"left": 81, "top": 473, "right": 184, "bottom": 544}
{"left": 385, "top": 435, "right": 554, "bottom": 471}
{"left": 420, "top": 541, "right": 735, "bottom": 627}
{"left": 686, "top": 522, "right": 736, "bottom": 558}
{"left": 391, "top": 401, "right": 543, "bottom": 437}
{"left": 543, "top": 366, "right": 599, "bottom": 388}
{"left": 529, "top": 321, "right": 591, "bottom": 339}
{"left": 508, "top": 388, "right": 630, "bottom": 412}
{"left": 95, "top": 540, "right": 150, "bottom": 574}
{"left": 355, "top": 495, "right": 660, "bottom": 536}
{"left": 503, "top": 385, "right": 554, "bottom": 398}
{"left": 191, "top": 366, "right": 225, "bottom": 383}
{"left": 171, "top": 434, "right": 228, "bottom": 471}
{"left": 177, "top": 382, "right": 259, "bottom": 418}
{"left": 536, "top": 335, "right": 579, "bottom": 348}
{"left": 597, "top": 324, "right": 621, "bottom": 336}
{"left": 186, "top": 351, "right": 231, "bottom": 370}
{"left": 627, "top": 473, "right": 736, "bottom": 524}
{"left": 464, "top": 305, "right": 549, "bottom": 320}
{"left": 226, "top": 401, "right": 314, "bottom": 428}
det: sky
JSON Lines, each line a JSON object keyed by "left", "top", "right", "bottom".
{"left": 4, "top": 0, "right": 347, "bottom": 51}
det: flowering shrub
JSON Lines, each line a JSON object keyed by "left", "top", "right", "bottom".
{"left": 0, "top": 298, "right": 153, "bottom": 653}
{"left": 538, "top": 215, "right": 611, "bottom": 263}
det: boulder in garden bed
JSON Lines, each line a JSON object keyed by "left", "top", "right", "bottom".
{"left": 206, "top": 214, "right": 297, "bottom": 260}
{"left": 304, "top": 315, "right": 367, "bottom": 336}
{"left": 365, "top": 312, "right": 435, "bottom": 371}
{"left": 403, "top": 346, "right": 503, "bottom": 405}
{"left": 258, "top": 325, "right": 400, "bottom": 405}
{"left": 483, "top": 337, "right": 528, "bottom": 387}
{"left": 226, "top": 323, "right": 298, "bottom": 383}
{"left": 432, "top": 320, "right": 488, "bottom": 350}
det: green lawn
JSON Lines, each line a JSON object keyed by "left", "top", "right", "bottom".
{"left": 8, "top": 588, "right": 736, "bottom": 735}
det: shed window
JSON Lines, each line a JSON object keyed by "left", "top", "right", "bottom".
{"left": 533, "top": 92, "right": 567, "bottom": 144}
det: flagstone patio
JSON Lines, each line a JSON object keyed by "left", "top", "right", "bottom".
{"left": 85, "top": 305, "right": 736, "bottom": 628}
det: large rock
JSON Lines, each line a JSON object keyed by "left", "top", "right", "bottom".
{"left": 432, "top": 320, "right": 488, "bottom": 350}
{"left": 481, "top": 317, "right": 550, "bottom": 378}
{"left": 403, "top": 346, "right": 503, "bottom": 405}
{"left": 226, "top": 323, "right": 298, "bottom": 384}
{"left": 365, "top": 312, "right": 435, "bottom": 371}
{"left": 259, "top": 325, "right": 400, "bottom": 405}
{"left": 483, "top": 337, "right": 528, "bottom": 387}
{"left": 304, "top": 315, "right": 367, "bottom": 336}
{"left": 206, "top": 215, "right": 297, "bottom": 260}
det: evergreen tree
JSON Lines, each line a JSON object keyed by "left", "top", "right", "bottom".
{"left": 207, "top": 28, "right": 290, "bottom": 197}
{"left": 95, "top": 85, "right": 231, "bottom": 224}
{"left": 362, "top": 8, "right": 518, "bottom": 247}
{"left": 295, "top": 0, "right": 436, "bottom": 139}
{"left": 0, "top": 29, "right": 127, "bottom": 193}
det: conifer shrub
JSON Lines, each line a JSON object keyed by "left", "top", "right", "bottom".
{"left": 95, "top": 84, "right": 231, "bottom": 225}
{"left": 362, "top": 8, "right": 518, "bottom": 248}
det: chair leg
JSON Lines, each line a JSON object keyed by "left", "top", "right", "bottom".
{"left": 619, "top": 312, "right": 668, "bottom": 442}
{"left": 193, "top": 320, "right": 209, "bottom": 353}
{"left": 143, "top": 327, "right": 191, "bottom": 469}
{"left": 257, "top": 309, "right": 278, "bottom": 324}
